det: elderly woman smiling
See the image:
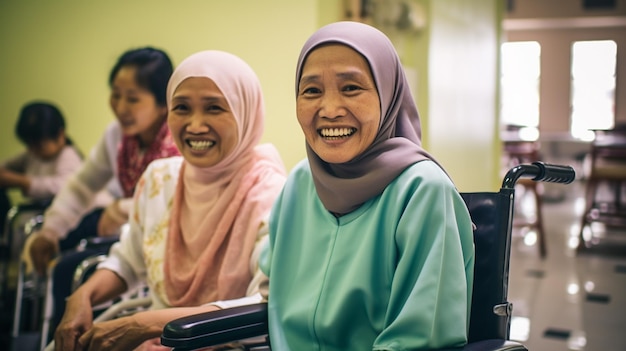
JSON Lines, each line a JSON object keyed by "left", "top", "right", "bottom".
{"left": 258, "top": 21, "right": 475, "bottom": 350}
{"left": 53, "top": 50, "right": 286, "bottom": 351}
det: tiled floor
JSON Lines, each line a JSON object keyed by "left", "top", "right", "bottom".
{"left": 507, "top": 179, "right": 626, "bottom": 351}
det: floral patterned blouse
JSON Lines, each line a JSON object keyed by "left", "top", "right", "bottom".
{"left": 98, "top": 156, "right": 268, "bottom": 310}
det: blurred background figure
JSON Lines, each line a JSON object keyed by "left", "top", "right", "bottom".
{"left": 0, "top": 101, "right": 82, "bottom": 231}
{"left": 22, "top": 47, "right": 180, "bottom": 341}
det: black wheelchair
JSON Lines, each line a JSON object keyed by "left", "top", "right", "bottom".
{"left": 160, "top": 162, "right": 576, "bottom": 351}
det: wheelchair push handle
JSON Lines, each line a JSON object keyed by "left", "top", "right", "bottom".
{"left": 532, "top": 161, "right": 576, "bottom": 184}
{"left": 502, "top": 161, "right": 575, "bottom": 189}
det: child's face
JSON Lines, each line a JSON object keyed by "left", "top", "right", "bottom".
{"left": 28, "top": 133, "right": 66, "bottom": 160}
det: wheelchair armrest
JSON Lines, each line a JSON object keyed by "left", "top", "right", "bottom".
{"left": 161, "top": 302, "right": 268, "bottom": 350}
{"left": 461, "top": 339, "right": 528, "bottom": 351}
{"left": 160, "top": 305, "right": 527, "bottom": 351}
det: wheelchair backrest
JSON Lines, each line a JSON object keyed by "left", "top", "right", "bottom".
{"left": 461, "top": 188, "right": 515, "bottom": 343}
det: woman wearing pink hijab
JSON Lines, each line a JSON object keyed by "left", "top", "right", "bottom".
{"left": 53, "top": 50, "right": 286, "bottom": 351}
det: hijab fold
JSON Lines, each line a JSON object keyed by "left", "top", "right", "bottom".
{"left": 296, "top": 21, "right": 441, "bottom": 214}
{"left": 162, "top": 51, "right": 286, "bottom": 306}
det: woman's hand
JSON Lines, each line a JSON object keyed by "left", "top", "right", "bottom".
{"left": 54, "top": 269, "right": 129, "bottom": 351}
{"left": 28, "top": 232, "right": 59, "bottom": 276}
{"left": 97, "top": 201, "right": 128, "bottom": 237}
{"left": 54, "top": 292, "right": 94, "bottom": 351}
{"left": 76, "top": 315, "right": 150, "bottom": 351}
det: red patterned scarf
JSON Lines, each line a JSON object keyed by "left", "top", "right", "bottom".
{"left": 117, "top": 121, "right": 180, "bottom": 197}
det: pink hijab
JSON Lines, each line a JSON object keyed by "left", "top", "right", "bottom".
{"left": 163, "top": 51, "right": 286, "bottom": 306}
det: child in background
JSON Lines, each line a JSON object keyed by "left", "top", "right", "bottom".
{"left": 0, "top": 101, "right": 83, "bottom": 230}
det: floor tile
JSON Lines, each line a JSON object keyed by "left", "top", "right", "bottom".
{"left": 508, "top": 178, "right": 626, "bottom": 351}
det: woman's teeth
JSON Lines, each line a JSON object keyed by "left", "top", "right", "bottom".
{"left": 187, "top": 140, "right": 215, "bottom": 150}
{"left": 319, "top": 127, "right": 356, "bottom": 138}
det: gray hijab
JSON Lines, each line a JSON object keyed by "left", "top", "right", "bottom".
{"left": 296, "top": 21, "right": 441, "bottom": 214}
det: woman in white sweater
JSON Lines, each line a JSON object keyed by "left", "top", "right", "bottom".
{"left": 26, "top": 47, "right": 180, "bottom": 274}
{"left": 23, "top": 47, "right": 181, "bottom": 339}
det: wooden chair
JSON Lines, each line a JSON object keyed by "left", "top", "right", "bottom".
{"left": 578, "top": 124, "right": 626, "bottom": 251}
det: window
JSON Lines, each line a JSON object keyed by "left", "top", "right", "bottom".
{"left": 500, "top": 41, "right": 541, "bottom": 134}
{"left": 570, "top": 40, "right": 617, "bottom": 140}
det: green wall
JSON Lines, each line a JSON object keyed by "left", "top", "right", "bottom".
{"left": 0, "top": 0, "right": 315, "bottom": 173}
{"left": 1, "top": 0, "right": 502, "bottom": 195}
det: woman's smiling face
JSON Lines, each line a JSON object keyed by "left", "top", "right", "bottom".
{"left": 296, "top": 44, "right": 381, "bottom": 164}
{"left": 168, "top": 77, "right": 238, "bottom": 168}
{"left": 109, "top": 65, "right": 166, "bottom": 144}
